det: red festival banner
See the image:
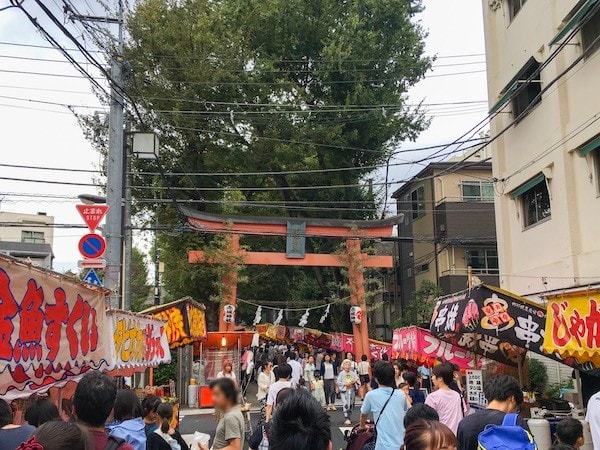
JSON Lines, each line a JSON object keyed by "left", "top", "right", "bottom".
{"left": 0, "top": 256, "right": 112, "bottom": 399}
{"left": 392, "top": 326, "right": 480, "bottom": 369}
{"left": 107, "top": 310, "right": 171, "bottom": 372}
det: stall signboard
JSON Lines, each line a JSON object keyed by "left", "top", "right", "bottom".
{"left": 107, "top": 310, "right": 171, "bottom": 370}
{"left": 289, "top": 327, "right": 305, "bottom": 343}
{"left": 466, "top": 369, "right": 485, "bottom": 406}
{"left": 543, "top": 293, "right": 600, "bottom": 368}
{"left": 392, "top": 326, "right": 480, "bottom": 369}
{"left": 430, "top": 285, "right": 546, "bottom": 367}
{"left": 368, "top": 340, "right": 392, "bottom": 361}
{"left": 0, "top": 255, "right": 112, "bottom": 399}
{"left": 142, "top": 297, "right": 206, "bottom": 348}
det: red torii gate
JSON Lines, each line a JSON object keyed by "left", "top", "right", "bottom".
{"left": 182, "top": 207, "right": 400, "bottom": 359}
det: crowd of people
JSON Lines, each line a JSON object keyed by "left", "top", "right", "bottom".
{"left": 0, "top": 343, "right": 594, "bottom": 450}
{"left": 0, "top": 372, "right": 187, "bottom": 450}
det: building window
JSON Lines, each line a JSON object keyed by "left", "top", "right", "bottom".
{"left": 512, "top": 58, "right": 542, "bottom": 119}
{"left": 21, "top": 231, "right": 45, "bottom": 244}
{"left": 411, "top": 185, "right": 425, "bottom": 219}
{"left": 508, "top": 0, "right": 527, "bottom": 21}
{"left": 466, "top": 249, "right": 499, "bottom": 274}
{"left": 521, "top": 179, "right": 551, "bottom": 227}
{"left": 415, "top": 263, "right": 430, "bottom": 275}
{"left": 582, "top": 6, "right": 600, "bottom": 56}
{"left": 461, "top": 181, "right": 495, "bottom": 202}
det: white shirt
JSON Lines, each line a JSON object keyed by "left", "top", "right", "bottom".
{"left": 266, "top": 380, "right": 293, "bottom": 406}
{"left": 288, "top": 359, "right": 303, "bottom": 386}
{"left": 216, "top": 371, "right": 237, "bottom": 381}
{"left": 587, "top": 391, "right": 600, "bottom": 450}
{"left": 257, "top": 370, "right": 275, "bottom": 401}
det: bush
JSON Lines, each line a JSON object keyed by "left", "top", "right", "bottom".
{"left": 527, "top": 357, "right": 548, "bottom": 392}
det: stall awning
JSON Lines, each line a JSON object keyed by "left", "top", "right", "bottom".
{"left": 107, "top": 310, "right": 171, "bottom": 374}
{"left": 509, "top": 173, "right": 546, "bottom": 199}
{"left": 0, "top": 255, "right": 112, "bottom": 399}
{"left": 543, "top": 290, "right": 600, "bottom": 367}
{"left": 549, "top": 0, "right": 600, "bottom": 46}
{"left": 579, "top": 135, "right": 600, "bottom": 157}
{"left": 392, "top": 326, "right": 480, "bottom": 369}
{"left": 429, "top": 285, "right": 547, "bottom": 367}
{"left": 490, "top": 81, "right": 518, "bottom": 114}
{"left": 142, "top": 297, "right": 207, "bottom": 348}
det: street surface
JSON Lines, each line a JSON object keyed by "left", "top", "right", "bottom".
{"left": 180, "top": 404, "right": 354, "bottom": 450}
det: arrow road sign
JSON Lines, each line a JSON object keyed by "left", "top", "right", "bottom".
{"left": 78, "top": 233, "right": 106, "bottom": 259}
{"left": 83, "top": 269, "right": 103, "bottom": 286}
{"left": 76, "top": 204, "right": 109, "bottom": 233}
{"left": 78, "top": 259, "right": 107, "bottom": 269}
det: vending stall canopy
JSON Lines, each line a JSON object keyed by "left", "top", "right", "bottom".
{"left": 107, "top": 310, "right": 171, "bottom": 376}
{"left": 0, "top": 255, "right": 112, "bottom": 399}
{"left": 429, "top": 285, "right": 549, "bottom": 367}
{"left": 392, "top": 326, "right": 481, "bottom": 369}
{"left": 543, "top": 290, "right": 600, "bottom": 369}
{"left": 141, "top": 297, "right": 207, "bottom": 348}
{"left": 203, "top": 331, "right": 255, "bottom": 349}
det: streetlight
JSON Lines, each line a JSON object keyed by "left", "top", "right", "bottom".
{"left": 78, "top": 194, "right": 107, "bottom": 205}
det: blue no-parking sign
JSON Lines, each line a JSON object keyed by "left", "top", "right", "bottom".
{"left": 78, "top": 233, "right": 106, "bottom": 259}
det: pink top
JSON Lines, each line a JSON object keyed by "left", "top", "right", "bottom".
{"left": 425, "top": 388, "right": 464, "bottom": 434}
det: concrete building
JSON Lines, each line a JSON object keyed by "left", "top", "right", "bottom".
{"left": 0, "top": 211, "right": 54, "bottom": 268}
{"left": 389, "top": 155, "right": 499, "bottom": 326}
{"left": 483, "top": 0, "right": 600, "bottom": 297}
{"left": 482, "top": 0, "right": 600, "bottom": 385}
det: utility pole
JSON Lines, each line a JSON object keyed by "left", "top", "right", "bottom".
{"left": 104, "top": 0, "right": 125, "bottom": 308}
{"left": 122, "top": 124, "right": 132, "bottom": 311}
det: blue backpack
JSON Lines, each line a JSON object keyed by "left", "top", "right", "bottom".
{"left": 478, "top": 413, "right": 537, "bottom": 450}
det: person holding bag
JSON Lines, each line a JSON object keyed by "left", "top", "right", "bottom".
{"left": 359, "top": 361, "right": 408, "bottom": 450}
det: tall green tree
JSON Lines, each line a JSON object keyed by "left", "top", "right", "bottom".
{"left": 398, "top": 279, "right": 442, "bottom": 328}
{"left": 117, "top": 0, "right": 431, "bottom": 328}
{"left": 130, "top": 247, "right": 151, "bottom": 312}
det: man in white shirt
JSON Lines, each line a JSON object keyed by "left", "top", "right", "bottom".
{"left": 586, "top": 389, "right": 600, "bottom": 450}
{"left": 287, "top": 353, "right": 303, "bottom": 387}
{"left": 266, "top": 363, "right": 293, "bottom": 422}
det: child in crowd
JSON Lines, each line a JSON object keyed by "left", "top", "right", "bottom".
{"left": 555, "top": 418, "right": 585, "bottom": 449}
{"left": 312, "top": 373, "right": 326, "bottom": 407}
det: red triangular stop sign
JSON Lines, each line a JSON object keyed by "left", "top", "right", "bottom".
{"left": 76, "top": 204, "right": 109, "bottom": 233}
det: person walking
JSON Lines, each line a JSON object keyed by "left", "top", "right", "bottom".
{"left": 304, "top": 355, "right": 316, "bottom": 389}
{"left": 257, "top": 361, "right": 275, "bottom": 424}
{"left": 337, "top": 359, "right": 360, "bottom": 425}
{"left": 360, "top": 361, "right": 408, "bottom": 450}
{"left": 312, "top": 373, "right": 326, "bottom": 407}
{"left": 424, "top": 363, "right": 464, "bottom": 435}
{"left": 265, "top": 364, "right": 293, "bottom": 422}
{"left": 200, "top": 379, "right": 245, "bottom": 450}
{"left": 286, "top": 354, "right": 303, "bottom": 387}
{"left": 357, "top": 355, "right": 371, "bottom": 399}
{"left": 457, "top": 375, "right": 530, "bottom": 450}
{"left": 320, "top": 354, "right": 337, "bottom": 411}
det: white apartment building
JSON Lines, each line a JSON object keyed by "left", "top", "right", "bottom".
{"left": 483, "top": 0, "right": 600, "bottom": 299}
{"left": 0, "top": 211, "right": 55, "bottom": 268}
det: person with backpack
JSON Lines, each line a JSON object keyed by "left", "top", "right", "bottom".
{"left": 106, "top": 390, "right": 146, "bottom": 450}
{"left": 456, "top": 375, "right": 532, "bottom": 450}
{"left": 424, "top": 363, "right": 464, "bottom": 435}
{"left": 72, "top": 372, "right": 134, "bottom": 450}
{"left": 146, "top": 403, "right": 189, "bottom": 450}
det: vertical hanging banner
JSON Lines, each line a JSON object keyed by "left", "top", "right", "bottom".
{"left": 141, "top": 297, "right": 207, "bottom": 349}
{"left": 107, "top": 310, "right": 171, "bottom": 371}
{"left": 0, "top": 255, "right": 111, "bottom": 399}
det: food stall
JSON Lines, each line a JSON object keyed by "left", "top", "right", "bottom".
{"left": 0, "top": 255, "right": 113, "bottom": 401}
{"left": 141, "top": 297, "right": 207, "bottom": 408}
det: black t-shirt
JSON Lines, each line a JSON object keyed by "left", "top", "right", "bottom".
{"left": 456, "top": 409, "right": 529, "bottom": 450}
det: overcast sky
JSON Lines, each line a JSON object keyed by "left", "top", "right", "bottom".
{"left": 0, "top": 0, "right": 487, "bottom": 271}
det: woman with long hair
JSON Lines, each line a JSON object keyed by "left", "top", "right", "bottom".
{"left": 216, "top": 361, "right": 238, "bottom": 387}
{"left": 141, "top": 396, "right": 162, "bottom": 437}
{"left": 106, "top": 390, "right": 146, "bottom": 450}
{"left": 402, "top": 420, "right": 457, "bottom": 450}
{"left": 320, "top": 354, "right": 337, "bottom": 411}
{"left": 146, "top": 403, "right": 189, "bottom": 450}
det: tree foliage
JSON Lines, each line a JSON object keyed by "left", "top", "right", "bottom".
{"left": 114, "top": 0, "right": 431, "bottom": 329}
{"left": 397, "top": 279, "right": 442, "bottom": 328}
{"left": 130, "top": 247, "right": 151, "bottom": 312}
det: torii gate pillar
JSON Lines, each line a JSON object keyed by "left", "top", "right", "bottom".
{"left": 346, "top": 238, "right": 371, "bottom": 360}
{"left": 220, "top": 234, "right": 239, "bottom": 332}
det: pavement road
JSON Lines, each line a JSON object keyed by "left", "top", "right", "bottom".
{"left": 180, "top": 407, "right": 354, "bottom": 450}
